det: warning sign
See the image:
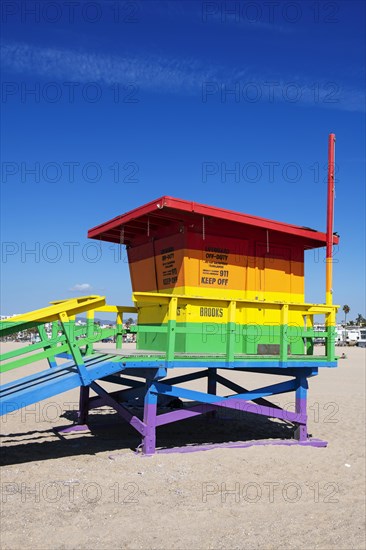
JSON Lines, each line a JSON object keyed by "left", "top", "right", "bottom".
{"left": 200, "top": 246, "right": 230, "bottom": 287}
{"left": 159, "top": 246, "right": 178, "bottom": 286}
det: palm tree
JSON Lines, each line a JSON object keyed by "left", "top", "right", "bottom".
{"left": 355, "top": 313, "right": 366, "bottom": 326}
{"left": 342, "top": 305, "right": 350, "bottom": 326}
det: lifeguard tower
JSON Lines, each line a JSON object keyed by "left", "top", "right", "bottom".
{"left": 90, "top": 197, "right": 329, "bottom": 358}
{"left": 0, "top": 135, "right": 339, "bottom": 455}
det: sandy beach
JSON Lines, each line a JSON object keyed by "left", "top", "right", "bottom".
{"left": 1, "top": 343, "right": 365, "bottom": 550}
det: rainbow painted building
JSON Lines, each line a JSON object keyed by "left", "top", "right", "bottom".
{"left": 88, "top": 196, "right": 338, "bottom": 356}
{"left": 1, "top": 137, "right": 339, "bottom": 455}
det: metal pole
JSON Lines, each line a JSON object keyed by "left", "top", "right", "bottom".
{"left": 326, "top": 133, "right": 336, "bottom": 305}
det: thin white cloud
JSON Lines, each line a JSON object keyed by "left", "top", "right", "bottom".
{"left": 0, "top": 42, "right": 218, "bottom": 94}
{"left": 0, "top": 42, "right": 364, "bottom": 112}
{"left": 69, "top": 283, "right": 93, "bottom": 292}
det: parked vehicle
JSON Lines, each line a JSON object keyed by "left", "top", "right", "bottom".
{"left": 335, "top": 327, "right": 347, "bottom": 346}
{"left": 346, "top": 329, "right": 361, "bottom": 346}
{"left": 357, "top": 328, "right": 366, "bottom": 348}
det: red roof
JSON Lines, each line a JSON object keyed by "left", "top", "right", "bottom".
{"left": 88, "top": 196, "right": 339, "bottom": 249}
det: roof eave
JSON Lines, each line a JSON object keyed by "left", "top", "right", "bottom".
{"left": 87, "top": 195, "right": 339, "bottom": 248}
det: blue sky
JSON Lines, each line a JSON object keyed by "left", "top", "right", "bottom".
{"left": 1, "top": 0, "right": 365, "bottom": 322}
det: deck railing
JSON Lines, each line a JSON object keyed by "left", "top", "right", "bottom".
{"left": 0, "top": 293, "right": 338, "bottom": 374}
{"left": 133, "top": 292, "right": 338, "bottom": 363}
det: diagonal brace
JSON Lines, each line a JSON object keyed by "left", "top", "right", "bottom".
{"left": 152, "top": 378, "right": 297, "bottom": 405}
{"left": 90, "top": 382, "right": 146, "bottom": 435}
{"left": 215, "top": 373, "right": 282, "bottom": 410}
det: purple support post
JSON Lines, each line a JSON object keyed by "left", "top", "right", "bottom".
{"left": 294, "top": 375, "right": 308, "bottom": 441}
{"left": 142, "top": 381, "right": 158, "bottom": 455}
{"left": 78, "top": 386, "right": 90, "bottom": 425}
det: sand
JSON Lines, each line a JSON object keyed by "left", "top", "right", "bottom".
{"left": 0, "top": 343, "right": 365, "bottom": 550}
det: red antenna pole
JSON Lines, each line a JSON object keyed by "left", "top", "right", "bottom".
{"left": 326, "top": 133, "right": 336, "bottom": 305}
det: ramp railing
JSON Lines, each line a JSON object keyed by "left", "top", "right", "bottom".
{"left": 0, "top": 296, "right": 137, "bottom": 377}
